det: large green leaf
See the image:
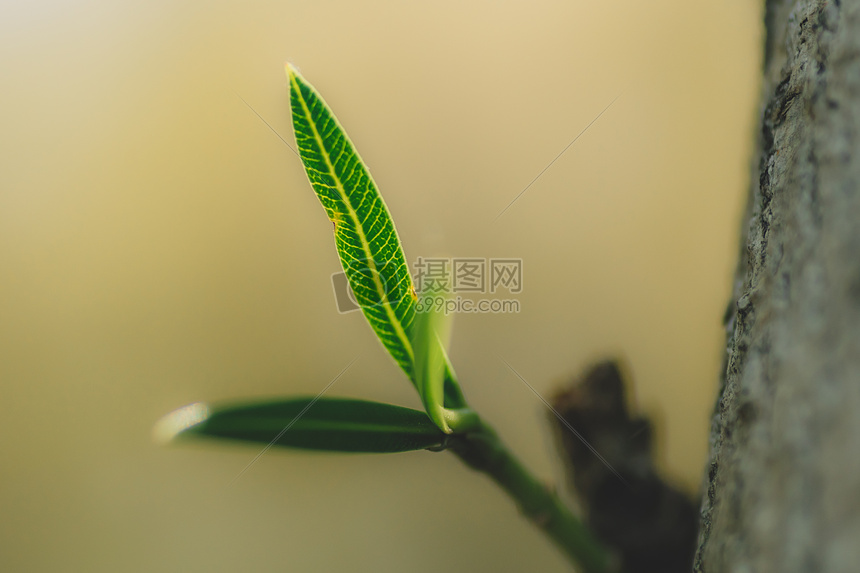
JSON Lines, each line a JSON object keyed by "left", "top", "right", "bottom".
{"left": 287, "top": 64, "right": 415, "bottom": 375}
{"left": 158, "top": 397, "right": 448, "bottom": 453}
{"left": 287, "top": 65, "right": 466, "bottom": 409}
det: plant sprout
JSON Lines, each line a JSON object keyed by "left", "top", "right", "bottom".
{"left": 157, "top": 65, "right": 617, "bottom": 573}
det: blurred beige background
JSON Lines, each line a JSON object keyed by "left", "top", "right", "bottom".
{"left": 1, "top": 1, "right": 760, "bottom": 571}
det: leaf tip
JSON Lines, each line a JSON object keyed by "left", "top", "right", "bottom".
{"left": 153, "top": 402, "right": 210, "bottom": 445}
{"left": 285, "top": 62, "right": 301, "bottom": 81}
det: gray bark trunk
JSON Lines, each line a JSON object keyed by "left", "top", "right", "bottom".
{"left": 695, "top": 0, "right": 860, "bottom": 571}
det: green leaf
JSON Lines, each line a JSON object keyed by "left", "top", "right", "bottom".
{"left": 157, "top": 397, "right": 449, "bottom": 453}
{"left": 411, "top": 297, "right": 453, "bottom": 432}
{"left": 286, "top": 65, "right": 467, "bottom": 410}
{"left": 287, "top": 64, "right": 416, "bottom": 375}
{"left": 410, "top": 297, "right": 480, "bottom": 434}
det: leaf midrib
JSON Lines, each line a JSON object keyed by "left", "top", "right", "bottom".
{"left": 228, "top": 419, "right": 440, "bottom": 435}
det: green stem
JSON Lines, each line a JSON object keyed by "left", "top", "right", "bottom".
{"left": 448, "top": 418, "right": 617, "bottom": 573}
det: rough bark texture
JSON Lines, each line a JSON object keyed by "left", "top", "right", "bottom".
{"left": 695, "top": 0, "right": 860, "bottom": 571}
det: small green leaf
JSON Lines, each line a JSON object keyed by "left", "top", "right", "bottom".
{"left": 412, "top": 296, "right": 453, "bottom": 432}
{"left": 158, "top": 397, "right": 448, "bottom": 453}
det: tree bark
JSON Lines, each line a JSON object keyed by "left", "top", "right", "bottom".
{"left": 695, "top": 1, "right": 860, "bottom": 571}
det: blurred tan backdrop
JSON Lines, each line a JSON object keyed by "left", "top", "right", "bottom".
{"left": 1, "top": 1, "right": 760, "bottom": 571}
